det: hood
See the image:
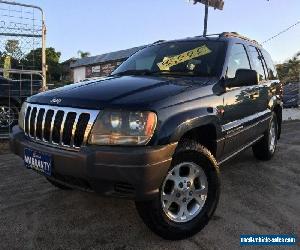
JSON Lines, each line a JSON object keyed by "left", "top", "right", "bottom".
{"left": 28, "top": 75, "right": 211, "bottom": 110}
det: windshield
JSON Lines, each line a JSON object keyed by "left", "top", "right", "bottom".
{"left": 112, "top": 40, "right": 226, "bottom": 77}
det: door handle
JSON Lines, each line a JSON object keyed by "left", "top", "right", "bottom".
{"left": 250, "top": 91, "right": 259, "bottom": 99}
{"left": 245, "top": 91, "right": 259, "bottom": 99}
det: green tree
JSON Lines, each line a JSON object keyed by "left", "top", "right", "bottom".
{"left": 277, "top": 52, "right": 300, "bottom": 83}
{"left": 5, "top": 40, "right": 23, "bottom": 59}
{"left": 78, "top": 50, "right": 91, "bottom": 58}
{"left": 22, "top": 47, "right": 62, "bottom": 83}
{"left": 0, "top": 40, "right": 23, "bottom": 70}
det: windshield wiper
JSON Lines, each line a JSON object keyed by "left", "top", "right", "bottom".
{"left": 111, "top": 69, "right": 153, "bottom": 76}
{"left": 151, "top": 70, "right": 202, "bottom": 77}
{"left": 112, "top": 69, "right": 205, "bottom": 77}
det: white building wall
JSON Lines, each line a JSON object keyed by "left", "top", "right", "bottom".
{"left": 73, "top": 67, "right": 86, "bottom": 82}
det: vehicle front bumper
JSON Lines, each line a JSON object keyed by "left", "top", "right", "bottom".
{"left": 10, "top": 126, "right": 177, "bottom": 201}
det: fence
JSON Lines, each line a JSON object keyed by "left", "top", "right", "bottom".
{"left": 0, "top": 1, "right": 46, "bottom": 139}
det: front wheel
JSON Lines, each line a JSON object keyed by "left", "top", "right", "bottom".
{"left": 252, "top": 112, "right": 278, "bottom": 161}
{"left": 135, "top": 141, "right": 220, "bottom": 240}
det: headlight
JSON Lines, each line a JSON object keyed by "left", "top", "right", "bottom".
{"left": 89, "top": 111, "right": 157, "bottom": 145}
{"left": 18, "top": 102, "right": 27, "bottom": 131}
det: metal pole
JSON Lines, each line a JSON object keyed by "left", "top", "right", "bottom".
{"left": 298, "top": 73, "right": 300, "bottom": 107}
{"left": 0, "top": 1, "right": 44, "bottom": 12}
{"left": 42, "top": 12, "right": 47, "bottom": 89}
{"left": 203, "top": 0, "right": 209, "bottom": 36}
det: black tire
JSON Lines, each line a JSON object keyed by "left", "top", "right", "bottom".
{"left": 252, "top": 112, "right": 278, "bottom": 161}
{"left": 0, "top": 100, "right": 19, "bottom": 133}
{"left": 46, "top": 178, "right": 73, "bottom": 190}
{"left": 135, "top": 140, "right": 220, "bottom": 240}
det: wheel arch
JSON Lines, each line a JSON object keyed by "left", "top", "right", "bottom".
{"left": 273, "top": 104, "right": 282, "bottom": 139}
{"left": 268, "top": 95, "right": 283, "bottom": 140}
{"left": 156, "top": 110, "right": 222, "bottom": 157}
{"left": 178, "top": 123, "right": 218, "bottom": 157}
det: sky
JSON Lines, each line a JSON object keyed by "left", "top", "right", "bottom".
{"left": 17, "top": 0, "right": 300, "bottom": 63}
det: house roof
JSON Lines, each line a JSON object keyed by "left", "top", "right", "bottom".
{"left": 70, "top": 46, "right": 146, "bottom": 68}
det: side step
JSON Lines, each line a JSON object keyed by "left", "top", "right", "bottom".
{"left": 218, "top": 135, "right": 264, "bottom": 165}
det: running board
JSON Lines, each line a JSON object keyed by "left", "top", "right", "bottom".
{"left": 218, "top": 135, "right": 264, "bottom": 165}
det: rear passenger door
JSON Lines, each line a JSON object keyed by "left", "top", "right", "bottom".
{"left": 260, "top": 48, "right": 281, "bottom": 102}
{"left": 246, "top": 46, "right": 273, "bottom": 138}
{"left": 247, "top": 46, "right": 269, "bottom": 114}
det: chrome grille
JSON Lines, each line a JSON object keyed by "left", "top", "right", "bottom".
{"left": 23, "top": 103, "right": 99, "bottom": 150}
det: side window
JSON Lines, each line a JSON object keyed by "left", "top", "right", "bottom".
{"left": 261, "top": 50, "right": 278, "bottom": 80}
{"left": 248, "top": 46, "right": 266, "bottom": 81}
{"left": 226, "top": 43, "right": 251, "bottom": 79}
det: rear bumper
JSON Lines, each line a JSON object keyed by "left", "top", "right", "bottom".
{"left": 10, "top": 126, "right": 177, "bottom": 201}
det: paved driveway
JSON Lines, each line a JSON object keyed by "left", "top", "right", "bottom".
{"left": 0, "top": 122, "right": 299, "bottom": 250}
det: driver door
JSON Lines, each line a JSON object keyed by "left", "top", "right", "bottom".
{"left": 221, "top": 43, "right": 259, "bottom": 157}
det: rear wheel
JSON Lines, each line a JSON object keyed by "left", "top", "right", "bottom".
{"left": 135, "top": 141, "right": 220, "bottom": 240}
{"left": 252, "top": 112, "right": 278, "bottom": 161}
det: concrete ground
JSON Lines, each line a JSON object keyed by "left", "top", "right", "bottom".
{"left": 283, "top": 107, "right": 300, "bottom": 121}
{"left": 0, "top": 122, "right": 299, "bottom": 250}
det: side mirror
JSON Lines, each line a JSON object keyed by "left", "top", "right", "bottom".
{"left": 225, "top": 69, "right": 259, "bottom": 88}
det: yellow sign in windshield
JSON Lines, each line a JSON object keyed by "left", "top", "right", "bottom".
{"left": 157, "top": 45, "right": 212, "bottom": 71}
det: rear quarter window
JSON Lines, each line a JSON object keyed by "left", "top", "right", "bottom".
{"left": 248, "top": 46, "right": 267, "bottom": 82}
{"left": 261, "top": 50, "right": 278, "bottom": 80}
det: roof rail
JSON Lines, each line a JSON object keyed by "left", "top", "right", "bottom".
{"left": 195, "top": 33, "right": 221, "bottom": 38}
{"left": 219, "top": 32, "right": 261, "bottom": 46}
{"left": 153, "top": 40, "right": 166, "bottom": 44}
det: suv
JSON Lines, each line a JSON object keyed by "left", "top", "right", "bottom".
{"left": 0, "top": 76, "right": 40, "bottom": 132}
{"left": 10, "top": 33, "right": 282, "bottom": 240}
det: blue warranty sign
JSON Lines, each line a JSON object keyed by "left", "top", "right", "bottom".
{"left": 24, "top": 148, "right": 52, "bottom": 176}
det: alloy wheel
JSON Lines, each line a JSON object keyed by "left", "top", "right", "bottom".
{"left": 161, "top": 162, "right": 208, "bottom": 223}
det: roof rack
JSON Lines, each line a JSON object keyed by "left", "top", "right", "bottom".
{"left": 219, "top": 32, "right": 261, "bottom": 46}
{"left": 194, "top": 32, "right": 261, "bottom": 45}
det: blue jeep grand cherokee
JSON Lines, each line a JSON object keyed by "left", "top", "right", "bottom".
{"left": 10, "top": 32, "right": 282, "bottom": 240}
